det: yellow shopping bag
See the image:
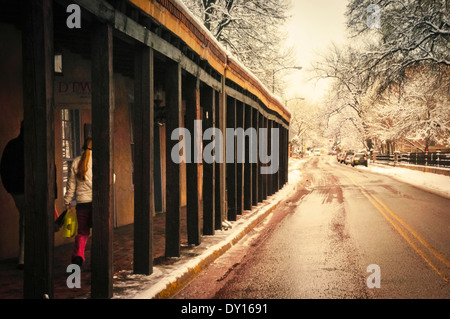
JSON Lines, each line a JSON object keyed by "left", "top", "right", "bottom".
{"left": 63, "top": 208, "right": 78, "bottom": 238}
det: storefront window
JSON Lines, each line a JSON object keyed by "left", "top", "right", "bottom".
{"left": 61, "top": 109, "right": 80, "bottom": 194}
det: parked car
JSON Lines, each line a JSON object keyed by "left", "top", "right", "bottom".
{"left": 352, "top": 153, "right": 368, "bottom": 167}
{"left": 344, "top": 151, "right": 355, "bottom": 165}
{"left": 337, "top": 152, "right": 345, "bottom": 163}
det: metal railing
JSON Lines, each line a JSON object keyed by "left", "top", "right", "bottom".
{"left": 376, "top": 152, "right": 450, "bottom": 168}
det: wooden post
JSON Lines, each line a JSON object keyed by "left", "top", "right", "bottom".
{"left": 267, "top": 119, "right": 273, "bottom": 196}
{"left": 185, "top": 76, "right": 201, "bottom": 245}
{"left": 22, "top": 0, "right": 55, "bottom": 299}
{"left": 273, "top": 122, "right": 279, "bottom": 194}
{"left": 165, "top": 62, "right": 182, "bottom": 257}
{"left": 226, "top": 97, "right": 237, "bottom": 221}
{"left": 262, "top": 116, "right": 268, "bottom": 200}
{"left": 278, "top": 126, "right": 283, "bottom": 187}
{"left": 258, "top": 113, "right": 264, "bottom": 203}
{"left": 90, "top": 22, "right": 114, "bottom": 299}
{"left": 283, "top": 129, "right": 289, "bottom": 184}
{"left": 236, "top": 101, "right": 244, "bottom": 215}
{"left": 252, "top": 108, "right": 258, "bottom": 206}
{"left": 133, "top": 46, "right": 154, "bottom": 275}
{"left": 280, "top": 127, "right": 288, "bottom": 185}
{"left": 244, "top": 105, "right": 252, "bottom": 211}
{"left": 215, "top": 90, "right": 223, "bottom": 230}
{"left": 280, "top": 126, "right": 285, "bottom": 186}
{"left": 202, "top": 85, "right": 215, "bottom": 235}
{"left": 221, "top": 80, "right": 227, "bottom": 226}
{"left": 91, "top": 22, "right": 114, "bottom": 299}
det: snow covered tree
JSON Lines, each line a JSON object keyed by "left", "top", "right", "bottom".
{"left": 367, "top": 68, "right": 450, "bottom": 151}
{"left": 310, "top": 43, "right": 374, "bottom": 151}
{"left": 180, "top": 0, "right": 296, "bottom": 94}
{"left": 287, "top": 99, "right": 325, "bottom": 153}
{"left": 310, "top": 1, "right": 450, "bottom": 153}
{"left": 346, "top": 0, "right": 450, "bottom": 93}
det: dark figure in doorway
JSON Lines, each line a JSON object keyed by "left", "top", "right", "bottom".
{"left": 0, "top": 121, "right": 25, "bottom": 269}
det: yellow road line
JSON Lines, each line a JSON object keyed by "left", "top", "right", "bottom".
{"left": 344, "top": 173, "right": 449, "bottom": 282}
{"left": 370, "top": 193, "right": 450, "bottom": 268}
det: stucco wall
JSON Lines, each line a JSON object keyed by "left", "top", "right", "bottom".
{"left": 113, "top": 74, "right": 135, "bottom": 227}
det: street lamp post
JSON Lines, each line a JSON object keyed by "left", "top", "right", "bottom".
{"left": 272, "top": 66, "right": 302, "bottom": 93}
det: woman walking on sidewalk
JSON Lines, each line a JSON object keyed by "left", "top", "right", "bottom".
{"left": 64, "top": 137, "right": 93, "bottom": 267}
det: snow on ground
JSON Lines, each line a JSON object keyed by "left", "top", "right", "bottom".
{"left": 354, "top": 161, "right": 450, "bottom": 199}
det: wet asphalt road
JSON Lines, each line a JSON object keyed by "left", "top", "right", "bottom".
{"left": 173, "top": 156, "right": 450, "bottom": 299}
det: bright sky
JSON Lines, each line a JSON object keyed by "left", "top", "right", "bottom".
{"left": 283, "top": 0, "right": 350, "bottom": 104}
